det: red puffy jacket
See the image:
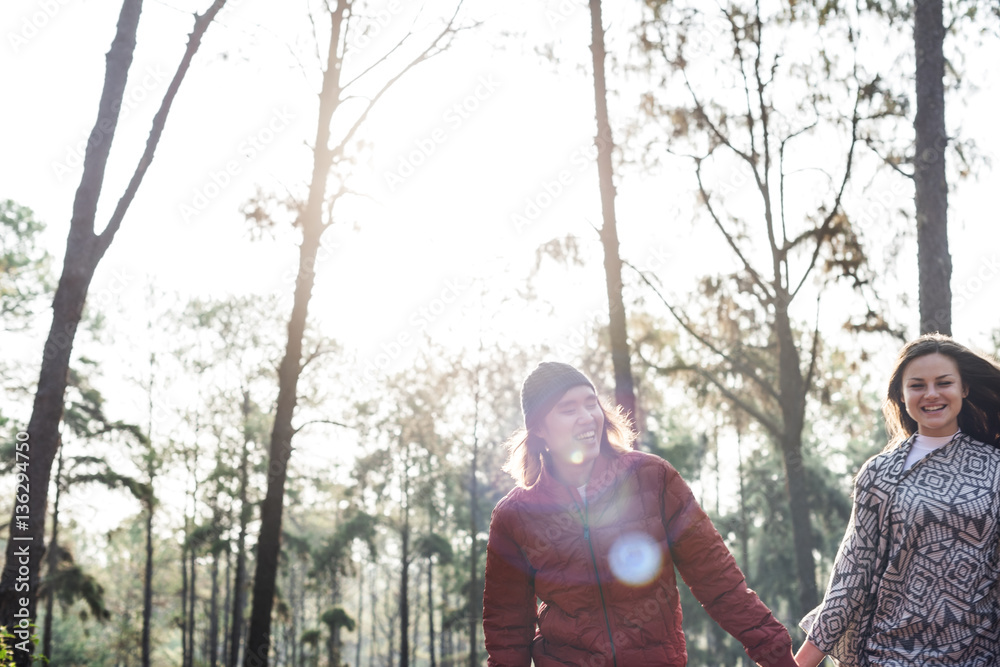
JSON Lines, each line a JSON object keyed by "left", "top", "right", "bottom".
{"left": 483, "top": 449, "right": 796, "bottom": 667}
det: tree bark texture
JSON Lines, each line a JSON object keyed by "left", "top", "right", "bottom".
{"left": 588, "top": 0, "right": 637, "bottom": 430}
{"left": 914, "top": 0, "right": 951, "bottom": 335}
{"left": 774, "top": 305, "right": 818, "bottom": 615}
{"left": 41, "top": 450, "right": 63, "bottom": 660}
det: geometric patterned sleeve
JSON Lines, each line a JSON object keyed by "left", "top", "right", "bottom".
{"left": 799, "top": 456, "right": 888, "bottom": 667}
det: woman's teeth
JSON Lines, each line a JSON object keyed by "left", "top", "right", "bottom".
{"left": 575, "top": 431, "right": 595, "bottom": 441}
{"left": 923, "top": 405, "right": 945, "bottom": 412}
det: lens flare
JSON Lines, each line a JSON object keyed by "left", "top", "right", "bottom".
{"left": 609, "top": 531, "right": 662, "bottom": 586}
{"left": 569, "top": 450, "right": 584, "bottom": 464}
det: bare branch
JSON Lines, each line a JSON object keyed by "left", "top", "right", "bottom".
{"left": 339, "top": 31, "right": 414, "bottom": 92}
{"left": 722, "top": 6, "right": 760, "bottom": 167}
{"left": 637, "top": 346, "right": 782, "bottom": 437}
{"left": 331, "top": 1, "right": 470, "bottom": 158}
{"left": 97, "top": 0, "right": 229, "bottom": 253}
{"left": 680, "top": 67, "right": 755, "bottom": 166}
{"left": 750, "top": 0, "right": 781, "bottom": 288}
{"left": 862, "top": 135, "right": 914, "bottom": 179}
{"left": 293, "top": 419, "right": 356, "bottom": 435}
{"left": 307, "top": 3, "right": 324, "bottom": 73}
{"left": 789, "top": 45, "right": 863, "bottom": 302}
{"left": 778, "top": 116, "right": 820, "bottom": 258}
{"left": 693, "top": 159, "right": 773, "bottom": 301}
{"left": 625, "top": 259, "right": 781, "bottom": 403}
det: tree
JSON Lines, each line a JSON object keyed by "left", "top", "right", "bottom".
{"left": 242, "top": 3, "right": 471, "bottom": 664}
{"left": 854, "top": 0, "right": 992, "bottom": 335}
{"left": 0, "top": 2, "right": 229, "bottom": 661}
{"left": 416, "top": 534, "right": 453, "bottom": 667}
{"left": 320, "top": 607, "right": 355, "bottom": 667}
{"left": 633, "top": 0, "right": 894, "bottom": 614}
{"left": 914, "top": 0, "right": 951, "bottom": 335}
{"left": 175, "top": 295, "right": 282, "bottom": 667}
{"left": 313, "top": 511, "right": 376, "bottom": 667}
{"left": 0, "top": 200, "right": 51, "bottom": 331}
{"left": 34, "top": 362, "right": 149, "bottom": 659}
{"left": 587, "top": 0, "right": 638, "bottom": 430}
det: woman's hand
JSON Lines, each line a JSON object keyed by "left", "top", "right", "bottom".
{"left": 793, "top": 639, "right": 826, "bottom": 667}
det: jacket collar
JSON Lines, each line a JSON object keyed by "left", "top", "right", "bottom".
{"left": 536, "top": 448, "right": 621, "bottom": 506}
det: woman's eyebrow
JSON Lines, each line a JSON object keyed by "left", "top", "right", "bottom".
{"left": 906, "top": 373, "right": 956, "bottom": 382}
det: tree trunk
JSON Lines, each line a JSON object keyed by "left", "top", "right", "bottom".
{"left": 42, "top": 448, "right": 64, "bottom": 660}
{"left": 400, "top": 453, "right": 411, "bottom": 667}
{"left": 210, "top": 549, "right": 220, "bottom": 667}
{"left": 230, "top": 393, "right": 253, "bottom": 667}
{"left": 243, "top": 4, "right": 348, "bottom": 664}
{"left": 427, "top": 558, "right": 436, "bottom": 667}
{"left": 914, "top": 0, "right": 951, "bottom": 335}
{"left": 223, "top": 547, "right": 232, "bottom": 667}
{"left": 0, "top": 3, "right": 141, "bottom": 661}
{"left": 142, "top": 351, "right": 156, "bottom": 667}
{"left": 182, "top": 528, "right": 190, "bottom": 667}
{"left": 588, "top": 0, "right": 637, "bottom": 430}
{"left": 0, "top": 3, "right": 226, "bottom": 663}
{"left": 142, "top": 494, "right": 155, "bottom": 667}
{"left": 369, "top": 561, "right": 377, "bottom": 667}
{"left": 468, "top": 372, "right": 480, "bottom": 667}
{"left": 189, "top": 538, "right": 198, "bottom": 666}
{"left": 187, "top": 444, "right": 200, "bottom": 667}
{"left": 774, "top": 305, "right": 818, "bottom": 615}
{"left": 356, "top": 560, "right": 365, "bottom": 667}
{"left": 440, "top": 571, "right": 449, "bottom": 667}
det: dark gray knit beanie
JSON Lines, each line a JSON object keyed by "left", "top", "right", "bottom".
{"left": 520, "top": 361, "right": 595, "bottom": 428}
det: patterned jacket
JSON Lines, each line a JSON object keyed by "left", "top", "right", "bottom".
{"left": 483, "top": 449, "right": 796, "bottom": 667}
{"left": 801, "top": 433, "right": 1000, "bottom": 665}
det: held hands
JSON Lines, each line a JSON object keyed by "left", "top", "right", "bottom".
{"left": 792, "top": 639, "right": 827, "bottom": 667}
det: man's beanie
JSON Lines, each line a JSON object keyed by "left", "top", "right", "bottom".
{"left": 520, "top": 361, "right": 595, "bottom": 428}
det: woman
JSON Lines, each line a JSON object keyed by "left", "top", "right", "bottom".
{"left": 795, "top": 334, "right": 1000, "bottom": 666}
{"left": 483, "top": 361, "right": 797, "bottom": 667}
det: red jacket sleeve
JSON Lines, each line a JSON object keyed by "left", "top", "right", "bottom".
{"left": 483, "top": 497, "right": 536, "bottom": 667}
{"left": 661, "top": 462, "right": 797, "bottom": 667}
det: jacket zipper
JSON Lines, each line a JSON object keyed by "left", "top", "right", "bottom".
{"left": 581, "top": 499, "right": 617, "bottom": 667}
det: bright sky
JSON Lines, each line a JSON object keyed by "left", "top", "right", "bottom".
{"left": 3, "top": 0, "right": 999, "bottom": 529}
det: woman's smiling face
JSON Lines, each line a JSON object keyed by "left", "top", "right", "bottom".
{"left": 902, "top": 352, "right": 967, "bottom": 437}
{"left": 534, "top": 384, "right": 605, "bottom": 469}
